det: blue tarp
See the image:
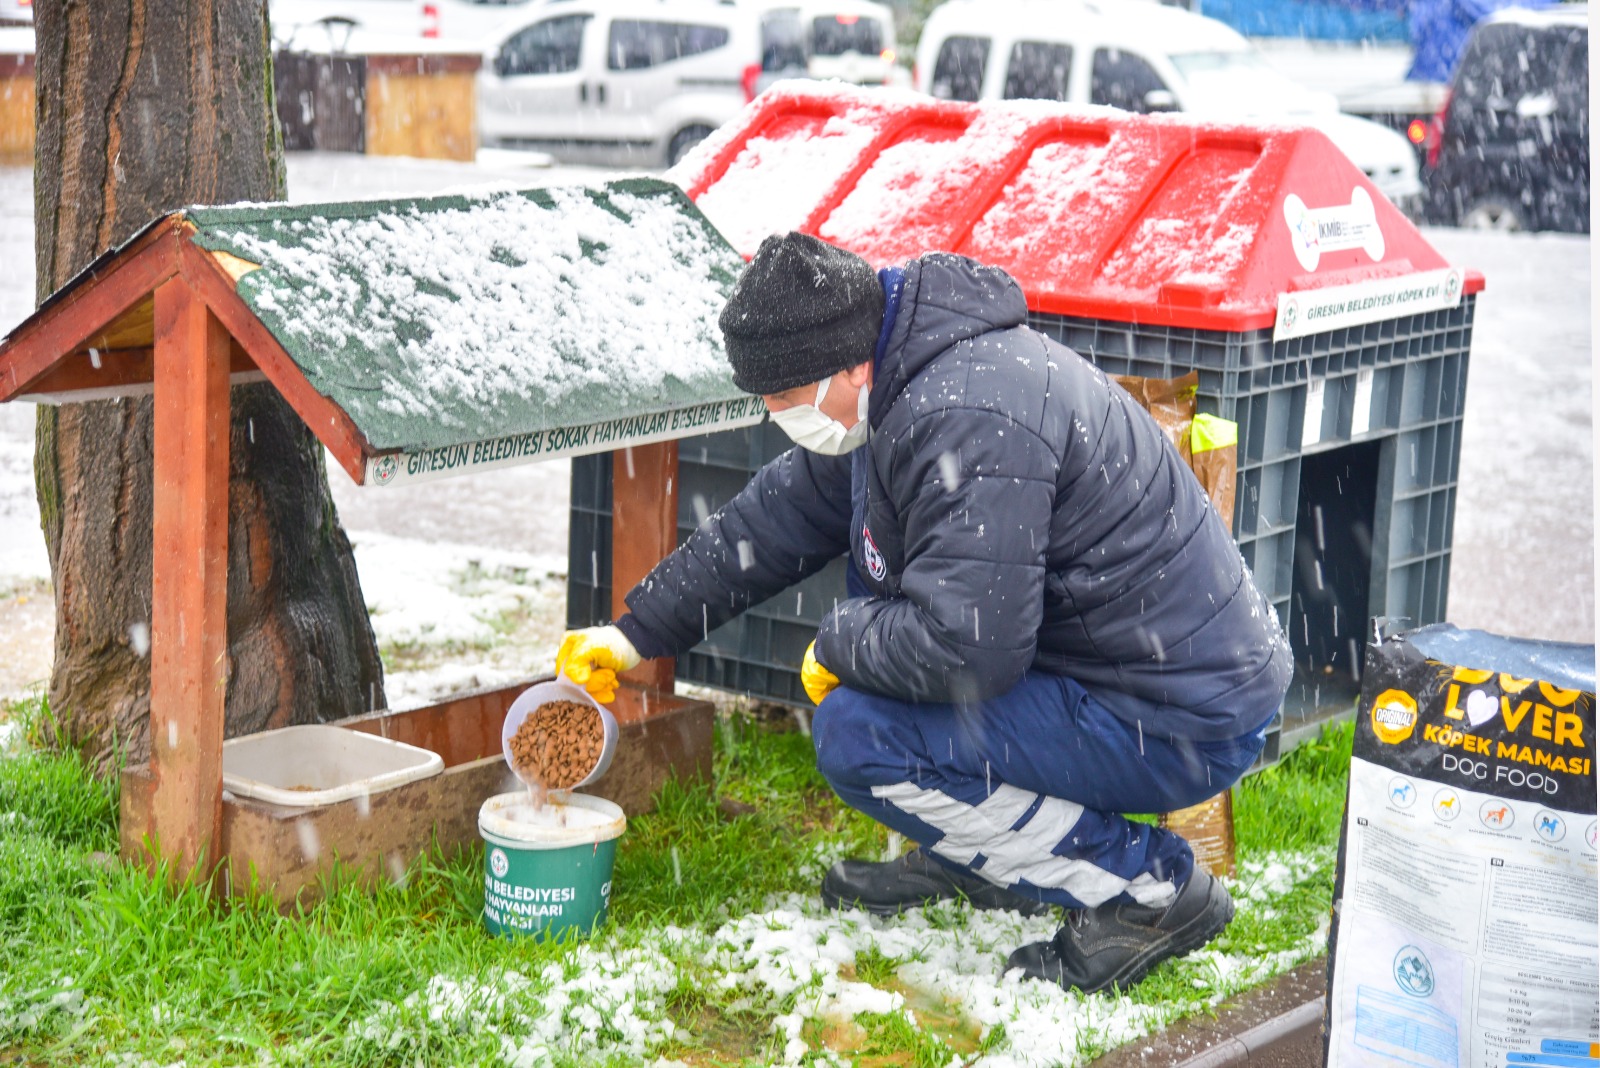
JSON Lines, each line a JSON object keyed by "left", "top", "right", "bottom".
{"left": 1199, "top": 0, "right": 1409, "bottom": 41}
{"left": 1200, "top": 0, "right": 1552, "bottom": 81}
{"left": 1402, "top": 0, "right": 1552, "bottom": 80}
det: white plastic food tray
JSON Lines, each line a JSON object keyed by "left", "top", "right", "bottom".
{"left": 221, "top": 724, "right": 444, "bottom": 808}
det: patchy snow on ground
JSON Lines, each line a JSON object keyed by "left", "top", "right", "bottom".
{"left": 0, "top": 719, "right": 22, "bottom": 756}
{"left": 352, "top": 532, "right": 567, "bottom": 711}
{"left": 0, "top": 976, "right": 86, "bottom": 1036}
{"left": 350, "top": 947, "right": 681, "bottom": 1067}
{"left": 331, "top": 850, "right": 1330, "bottom": 1068}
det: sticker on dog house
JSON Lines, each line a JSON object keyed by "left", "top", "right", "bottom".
{"left": 1275, "top": 268, "right": 1465, "bottom": 342}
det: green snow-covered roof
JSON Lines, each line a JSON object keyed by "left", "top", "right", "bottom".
{"left": 185, "top": 178, "right": 753, "bottom": 465}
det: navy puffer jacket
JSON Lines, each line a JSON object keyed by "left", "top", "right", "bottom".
{"left": 619, "top": 254, "right": 1291, "bottom": 741}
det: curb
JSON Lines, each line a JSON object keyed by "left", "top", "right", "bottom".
{"left": 1171, "top": 999, "right": 1324, "bottom": 1067}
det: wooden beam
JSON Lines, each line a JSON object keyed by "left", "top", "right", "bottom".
{"left": 146, "top": 275, "right": 231, "bottom": 883}
{"left": 18, "top": 341, "right": 257, "bottom": 400}
{"left": 0, "top": 222, "right": 179, "bottom": 402}
{"left": 612, "top": 442, "right": 679, "bottom": 693}
{"left": 176, "top": 239, "right": 373, "bottom": 484}
{"left": 84, "top": 295, "right": 157, "bottom": 351}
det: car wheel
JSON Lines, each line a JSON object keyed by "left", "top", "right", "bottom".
{"left": 1460, "top": 198, "right": 1524, "bottom": 232}
{"left": 667, "top": 125, "right": 715, "bottom": 168}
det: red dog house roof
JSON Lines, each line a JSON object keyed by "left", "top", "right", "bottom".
{"left": 675, "top": 84, "right": 1483, "bottom": 333}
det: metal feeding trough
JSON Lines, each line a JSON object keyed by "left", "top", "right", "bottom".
{"left": 0, "top": 179, "right": 745, "bottom": 901}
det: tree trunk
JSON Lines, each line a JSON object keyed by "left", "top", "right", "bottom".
{"left": 32, "top": 0, "right": 385, "bottom": 771}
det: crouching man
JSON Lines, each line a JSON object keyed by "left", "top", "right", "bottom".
{"left": 556, "top": 233, "right": 1291, "bottom": 994}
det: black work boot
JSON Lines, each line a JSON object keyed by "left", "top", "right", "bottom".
{"left": 1006, "top": 869, "right": 1234, "bottom": 994}
{"left": 821, "top": 848, "right": 1053, "bottom": 917}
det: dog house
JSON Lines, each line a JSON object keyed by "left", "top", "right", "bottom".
{"left": 0, "top": 179, "right": 762, "bottom": 898}
{"left": 570, "top": 84, "right": 1484, "bottom": 762}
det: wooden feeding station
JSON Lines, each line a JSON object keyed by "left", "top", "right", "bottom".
{"left": 0, "top": 179, "right": 764, "bottom": 900}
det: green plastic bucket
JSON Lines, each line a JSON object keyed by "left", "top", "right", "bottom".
{"left": 479, "top": 791, "right": 626, "bottom": 939}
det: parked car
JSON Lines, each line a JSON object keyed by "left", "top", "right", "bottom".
{"left": 749, "top": 0, "right": 908, "bottom": 95}
{"left": 1422, "top": 5, "right": 1588, "bottom": 232}
{"left": 914, "top": 0, "right": 1425, "bottom": 209}
{"left": 478, "top": 0, "right": 770, "bottom": 166}
{"left": 759, "top": 0, "right": 899, "bottom": 86}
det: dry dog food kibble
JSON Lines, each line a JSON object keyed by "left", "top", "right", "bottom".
{"left": 509, "top": 700, "right": 604, "bottom": 792}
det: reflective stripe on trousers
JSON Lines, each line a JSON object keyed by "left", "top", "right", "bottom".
{"left": 812, "top": 671, "right": 1269, "bottom": 909}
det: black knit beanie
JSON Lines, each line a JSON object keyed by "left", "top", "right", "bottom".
{"left": 719, "top": 233, "right": 885, "bottom": 395}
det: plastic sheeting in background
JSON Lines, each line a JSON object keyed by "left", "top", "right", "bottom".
{"left": 1197, "top": 0, "right": 1550, "bottom": 83}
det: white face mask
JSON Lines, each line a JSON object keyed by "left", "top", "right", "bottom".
{"left": 769, "top": 374, "right": 871, "bottom": 455}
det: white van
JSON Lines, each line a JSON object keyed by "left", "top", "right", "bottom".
{"left": 753, "top": 0, "right": 900, "bottom": 87}
{"left": 478, "top": 0, "right": 768, "bottom": 166}
{"left": 914, "top": 0, "right": 1423, "bottom": 206}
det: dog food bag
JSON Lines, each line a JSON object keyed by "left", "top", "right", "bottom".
{"left": 1324, "top": 623, "right": 1597, "bottom": 1066}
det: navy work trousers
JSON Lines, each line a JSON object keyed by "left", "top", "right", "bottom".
{"left": 812, "top": 671, "right": 1270, "bottom": 910}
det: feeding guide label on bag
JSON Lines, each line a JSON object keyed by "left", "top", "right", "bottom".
{"left": 1328, "top": 641, "right": 1598, "bottom": 1068}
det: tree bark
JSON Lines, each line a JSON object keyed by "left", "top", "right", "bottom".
{"left": 33, "top": 0, "right": 385, "bottom": 771}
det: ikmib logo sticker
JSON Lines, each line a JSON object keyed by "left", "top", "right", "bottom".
{"left": 1283, "top": 188, "right": 1386, "bottom": 271}
{"left": 861, "top": 524, "right": 887, "bottom": 581}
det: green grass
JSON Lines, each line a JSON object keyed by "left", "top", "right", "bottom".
{"left": 1235, "top": 721, "right": 1354, "bottom": 855}
{"left": 0, "top": 692, "right": 1355, "bottom": 1068}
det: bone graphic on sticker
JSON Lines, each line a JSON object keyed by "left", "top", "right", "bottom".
{"left": 1282, "top": 187, "right": 1386, "bottom": 272}
{"left": 1464, "top": 688, "right": 1498, "bottom": 728}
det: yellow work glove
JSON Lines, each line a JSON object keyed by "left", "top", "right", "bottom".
{"left": 556, "top": 625, "right": 641, "bottom": 704}
{"left": 801, "top": 641, "right": 840, "bottom": 705}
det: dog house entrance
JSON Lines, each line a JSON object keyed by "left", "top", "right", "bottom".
{"left": 1285, "top": 439, "right": 1382, "bottom": 741}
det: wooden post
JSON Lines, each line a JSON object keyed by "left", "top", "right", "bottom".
{"left": 146, "top": 277, "right": 231, "bottom": 880}
{"left": 612, "top": 442, "right": 679, "bottom": 694}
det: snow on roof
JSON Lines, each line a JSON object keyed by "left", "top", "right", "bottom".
{"left": 818, "top": 106, "right": 1042, "bottom": 264}
{"left": 1484, "top": 4, "right": 1589, "bottom": 27}
{"left": 683, "top": 82, "right": 884, "bottom": 252}
{"left": 187, "top": 179, "right": 748, "bottom": 454}
{"left": 677, "top": 81, "right": 1471, "bottom": 330}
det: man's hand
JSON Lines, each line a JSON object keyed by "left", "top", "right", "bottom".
{"left": 801, "top": 641, "right": 840, "bottom": 705}
{"left": 556, "top": 625, "right": 641, "bottom": 703}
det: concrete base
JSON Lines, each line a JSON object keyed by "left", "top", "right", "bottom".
{"left": 120, "top": 678, "right": 714, "bottom": 905}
